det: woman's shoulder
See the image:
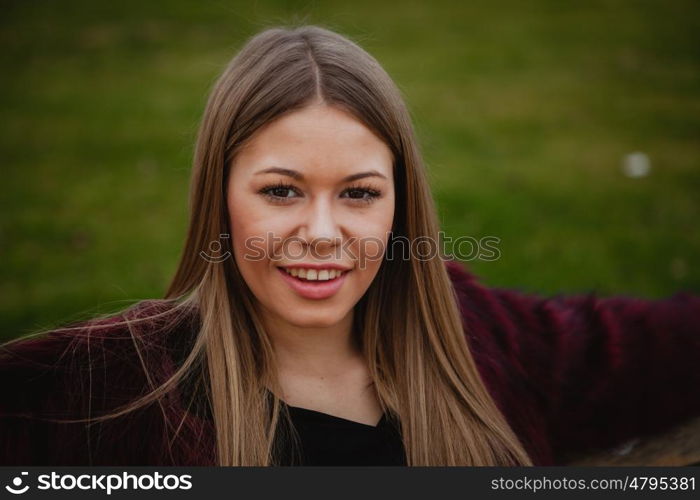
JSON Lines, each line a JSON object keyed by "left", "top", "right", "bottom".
{"left": 1, "top": 299, "right": 200, "bottom": 380}
{"left": 3, "top": 301, "right": 200, "bottom": 413}
{"left": 444, "top": 258, "right": 520, "bottom": 347}
{"left": 0, "top": 299, "right": 205, "bottom": 465}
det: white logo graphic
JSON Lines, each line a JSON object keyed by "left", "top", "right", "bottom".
{"left": 5, "top": 472, "right": 29, "bottom": 495}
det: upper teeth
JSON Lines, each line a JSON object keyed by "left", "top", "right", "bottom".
{"left": 283, "top": 268, "right": 345, "bottom": 280}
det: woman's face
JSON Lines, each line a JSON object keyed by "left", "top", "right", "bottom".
{"left": 227, "top": 103, "right": 395, "bottom": 329}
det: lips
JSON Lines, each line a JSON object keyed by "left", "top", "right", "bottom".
{"left": 276, "top": 266, "right": 350, "bottom": 300}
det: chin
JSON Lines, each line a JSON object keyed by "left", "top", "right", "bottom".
{"left": 280, "top": 308, "right": 349, "bottom": 329}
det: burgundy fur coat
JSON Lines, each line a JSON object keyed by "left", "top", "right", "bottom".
{"left": 2, "top": 259, "right": 699, "bottom": 466}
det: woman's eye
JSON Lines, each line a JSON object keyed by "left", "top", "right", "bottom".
{"left": 259, "top": 184, "right": 299, "bottom": 202}
{"left": 341, "top": 187, "right": 381, "bottom": 204}
{"left": 258, "top": 183, "right": 381, "bottom": 204}
{"left": 269, "top": 187, "right": 296, "bottom": 198}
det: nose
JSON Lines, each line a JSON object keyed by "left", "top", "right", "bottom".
{"left": 298, "top": 196, "right": 342, "bottom": 255}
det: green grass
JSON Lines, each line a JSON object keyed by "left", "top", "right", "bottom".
{"left": 1, "top": 0, "right": 699, "bottom": 340}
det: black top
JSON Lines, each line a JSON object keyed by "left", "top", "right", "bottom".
{"left": 274, "top": 402, "right": 407, "bottom": 466}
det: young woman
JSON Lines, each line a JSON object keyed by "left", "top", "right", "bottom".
{"left": 1, "top": 25, "right": 699, "bottom": 467}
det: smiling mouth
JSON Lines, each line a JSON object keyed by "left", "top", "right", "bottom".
{"left": 278, "top": 267, "right": 350, "bottom": 282}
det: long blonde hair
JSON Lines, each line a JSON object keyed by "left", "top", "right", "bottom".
{"left": 5, "top": 24, "right": 533, "bottom": 466}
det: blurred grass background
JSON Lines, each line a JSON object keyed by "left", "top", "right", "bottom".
{"left": 1, "top": 0, "right": 698, "bottom": 341}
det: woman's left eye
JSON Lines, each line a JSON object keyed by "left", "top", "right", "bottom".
{"left": 340, "top": 186, "right": 382, "bottom": 204}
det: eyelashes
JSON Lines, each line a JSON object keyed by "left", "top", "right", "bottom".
{"left": 258, "top": 182, "right": 382, "bottom": 205}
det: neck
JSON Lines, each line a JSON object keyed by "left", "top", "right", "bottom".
{"left": 260, "top": 306, "right": 362, "bottom": 379}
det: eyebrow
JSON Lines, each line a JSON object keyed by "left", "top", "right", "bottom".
{"left": 254, "top": 166, "right": 387, "bottom": 183}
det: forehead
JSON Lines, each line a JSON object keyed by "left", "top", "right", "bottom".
{"left": 232, "top": 104, "right": 394, "bottom": 181}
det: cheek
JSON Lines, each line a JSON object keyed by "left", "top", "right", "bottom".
{"left": 228, "top": 190, "right": 269, "bottom": 270}
{"left": 365, "top": 192, "right": 396, "bottom": 236}
{"left": 352, "top": 204, "right": 395, "bottom": 261}
{"left": 348, "top": 229, "right": 393, "bottom": 273}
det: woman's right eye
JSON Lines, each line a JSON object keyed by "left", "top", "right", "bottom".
{"left": 258, "top": 183, "right": 301, "bottom": 203}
